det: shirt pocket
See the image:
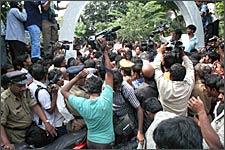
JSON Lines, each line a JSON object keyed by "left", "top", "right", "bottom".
{"left": 10, "top": 105, "right": 27, "bottom": 120}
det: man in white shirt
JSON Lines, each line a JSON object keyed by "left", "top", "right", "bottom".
{"left": 142, "top": 97, "right": 177, "bottom": 149}
{"left": 28, "top": 64, "right": 56, "bottom": 130}
{"left": 152, "top": 44, "right": 195, "bottom": 116}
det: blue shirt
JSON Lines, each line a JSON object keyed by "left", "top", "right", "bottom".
{"left": 24, "top": 1, "right": 42, "bottom": 29}
{"left": 132, "top": 77, "right": 144, "bottom": 89}
{"left": 68, "top": 85, "right": 114, "bottom": 144}
{"left": 5, "top": 8, "right": 27, "bottom": 43}
{"left": 184, "top": 36, "right": 198, "bottom": 53}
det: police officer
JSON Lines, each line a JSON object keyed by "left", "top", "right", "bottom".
{"left": 1, "top": 71, "right": 57, "bottom": 150}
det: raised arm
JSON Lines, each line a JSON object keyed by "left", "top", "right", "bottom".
{"left": 42, "top": 0, "right": 51, "bottom": 11}
{"left": 61, "top": 70, "right": 88, "bottom": 100}
{"left": 103, "top": 43, "right": 113, "bottom": 88}
{"left": 12, "top": 8, "right": 27, "bottom": 22}
{"left": 188, "top": 96, "right": 224, "bottom": 149}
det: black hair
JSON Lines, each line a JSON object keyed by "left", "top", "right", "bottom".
{"left": 132, "top": 64, "right": 142, "bottom": 75}
{"left": 67, "top": 57, "right": 76, "bottom": 68}
{"left": 13, "top": 55, "right": 26, "bottom": 70}
{"left": 84, "top": 59, "right": 96, "bottom": 68}
{"left": 48, "top": 69, "right": 62, "bottom": 84}
{"left": 142, "top": 97, "right": 163, "bottom": 113}
{"left": 125, "top": 50, "right": 132, "bottom": 61}
{"left": 80, "top": 56, "right": 88, "bottom": 64}
{"left": 132, "top": 57, "right": 143, "bottom": 65}
{"left": 31, "top": 64, "right": 46, "bottom": 81}
{"left": 53, "top": 54, "right": 65, "bottom": 67}
{"left": 163, "top": 52, "right": 176, "bottom": 70}
{"left": 124, "top": 42, "right": 133, "bottom": 50}
{"left": 153, "top": 116, "right": 203, "bottom": 149}
{"left": 170, "top": 63, "right": 186, "bottom": 81}
{"left": 203, "top": 74, "right": 222, "bottom": 90}
{"left": 109, "top": 51, "right": 117, "bottom": 62}
{"left": 94, "top": 51, "right": 102, "bottom": 59}
{"left": 187, "top": 24, "right": 197, "bottom": 33}
{"left": 122, "top": 67, "right": 131, "bottom": 76}
{"left": 113, "top": 69, "right": 123, "bottom": 87}
{"left": 135, "top": 45, "right": 143, "bottom": 52}
{"left": 174, "top": 28, "right": 182, "bottom": 37}
{"left": 84, "top": 75, "right": 103, "bottom": 94}
{"left": 9, "top": 2, "right": 19, "bottom": 8}
{"left": 207, "top": 51, "right": 220, "bottom": 63}
{"left": 1, "top": 64, "right": 14, "bottom": 75}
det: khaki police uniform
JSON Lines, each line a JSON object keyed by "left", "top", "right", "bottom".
{"left": 1, "top": 89, "right": 37, "bottom": 144}
{"left": 66, "top": 85, "right": 89, "bottom": 132}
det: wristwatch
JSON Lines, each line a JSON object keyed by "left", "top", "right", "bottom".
{"left": 44, "top": 120, "right": 50, "bottom": 123}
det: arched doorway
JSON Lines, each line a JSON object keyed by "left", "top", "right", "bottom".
{"left": 59, "top": 1, "right": 204, "bottom": 48}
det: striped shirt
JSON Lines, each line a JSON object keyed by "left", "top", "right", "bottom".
{"left": 113, "top": 81, "right": 140, "bottom": 116}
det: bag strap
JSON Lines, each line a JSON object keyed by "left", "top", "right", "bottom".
{"left": 34, "top": 85, "right": 52, "bottom": 125}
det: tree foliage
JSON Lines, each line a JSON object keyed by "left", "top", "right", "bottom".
{"left": 215, "top": 1, "right": 224, "bottom": 37}
{"left": 75, "top": 1, "right": 176, "bottom": 41}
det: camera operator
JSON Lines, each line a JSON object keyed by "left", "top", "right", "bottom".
{"left": 159, "top": 28, "right": 183, "bottom": 46}
{"left": 41, "top": 0, "right": 68, "bottom": 58}
{"left": 152, "top": 43, "right": 195, "bottom": 116}
{"left": 5, "top": 1, "right": 27, "bottom": 61}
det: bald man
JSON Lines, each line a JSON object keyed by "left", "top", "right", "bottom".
{"left": 135, "top": 63, "right": 159, "bottom": 132}
{"left": 135, "top": 63, "right": 158, "bottom": 104}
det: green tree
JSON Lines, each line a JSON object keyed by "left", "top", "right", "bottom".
{"left": 215, "top": 1, "right": 224, "bottom": 37}
{"left": 111, "top": 1, "right": 169, "bottom": 41}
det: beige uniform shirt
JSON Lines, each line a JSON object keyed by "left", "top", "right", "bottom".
{"left": 1, "top": 89, "right": 37, "bottom": 143}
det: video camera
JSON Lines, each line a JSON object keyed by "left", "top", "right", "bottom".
{"left": 152, "top": 23, "right": 170, "bottom": 34}
{"left": 58, "top": 41, "right": 72, "bottom": 50}
{"left": 88, "top": 26, "right": 121, "bottom": 50}
{"left": 165, "top": 41, "right": 184, "bottom": 64}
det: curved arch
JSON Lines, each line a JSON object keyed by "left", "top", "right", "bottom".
{"left": 59, "top": 1, "right": 204, "bottom": 48}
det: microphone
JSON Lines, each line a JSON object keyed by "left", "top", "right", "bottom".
{"left": 109, "top": 26, "right": 121, "bottom": 33}
{"left": 95, "top": 26, "right": 121, "bottom": 37}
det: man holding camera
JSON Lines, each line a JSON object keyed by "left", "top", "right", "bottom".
{"left": 159, "top": 28, "right": 183, "bottom": 46}
{"left": 5, "top": 2, "right": 27, "bottom": 61}
{"left": 152, "top": 43, "right": 195, "bottom": 116}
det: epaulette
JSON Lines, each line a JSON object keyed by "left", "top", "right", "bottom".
{"left": 1, "top": 89, "right": 11, "bottom": 100}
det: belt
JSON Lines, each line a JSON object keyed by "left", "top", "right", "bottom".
{"left": 4, "top": 125, "right": 31, "bottom": 131}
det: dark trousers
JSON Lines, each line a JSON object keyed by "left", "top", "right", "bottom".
{"left": 87, "top": 140, "right": 113, "bottom": 149}
{"left": 7, "top": 40, "right": 26, "bottom": 61}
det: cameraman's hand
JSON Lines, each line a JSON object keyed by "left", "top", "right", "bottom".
{"left": 157, "top": 43, "right": 167, "bottom": 54}
{"left": 97, "top": 38, "right": 111, "bottom": 52}
{"left": 77, "top": 69, "right": 88, "bottom": 79}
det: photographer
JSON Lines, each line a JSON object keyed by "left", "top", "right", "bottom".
{"left": 152, "top": 43, "right": 195, "bottom": 116}
{"left": 159, "top": 28, "right": 183, "bottom": 46}
{"left": 5, "top": 1, "right": 27, "bottom": 61}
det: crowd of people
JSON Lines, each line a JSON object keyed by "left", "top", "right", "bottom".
{"left": 0, "top": 1, "right": 224, "bottom": 150}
